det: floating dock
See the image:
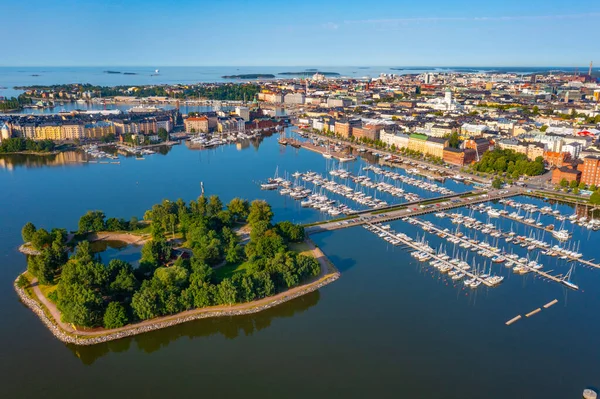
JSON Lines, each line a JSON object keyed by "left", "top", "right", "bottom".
{"left": 525, "top": 308, "right": 542, "bottom": 317}
{"left": 506, "top": 315, "right": 522, "bottom": 325}
{"left": 543, "top": 299, "right": 558, "bottom": 309}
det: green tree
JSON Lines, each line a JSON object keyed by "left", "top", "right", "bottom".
{"left": 103, "top": 302, "right": 129, "bottom": 329}
{"left": 590, "top": 190, "right": 600, "bottom": 205}
{"left": 247, "top": 200, "right": 273, "bottom": 226}
{"left": 492, "top": 178, "right": 503, "bottom": 189}
{"left": 569, "top": 179, "right": 579, "bottom": 189}
{"left": 157, "top": 127, "right": 169, "bottom": 142}
{"left": 31, "top": 228, "right": 52, "bottom": 250}
{"left": 227, "top": 198, "right": 250, "bottom": 222}
{"left": 559, "top": 178, "right": 569, "bottom": 188}
{"left": 217, "top": 278, "right": 238, "bottom": 305}
{"left": 21, "top": 222, "right": 37, "bottom": 242}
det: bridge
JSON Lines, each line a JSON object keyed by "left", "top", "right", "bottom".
{"left": 305, "top": 187, "right": 524, "bottom": 235}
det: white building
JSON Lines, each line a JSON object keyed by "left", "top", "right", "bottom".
{"left": 284, "top": 93, "right": 305, "bottom": 105}
{"left": 0, "top": 123, "right": 11, "bottom": 141}
{"left": 235, "top": 106, "right": 250, "bottom": 121}
{"left": 534, "top": 134, "right": 563, "bottom": 153}
{"left": 380, "top": 131, "right": 409, "bottom": 149}
{"left": 156, "top": 119, "right": 172, "bottom": 133}
{"left": 563, "top": 142, "right": 582, "bottom": 159}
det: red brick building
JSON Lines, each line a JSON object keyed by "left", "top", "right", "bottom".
{"left": 579, "top": 156, "right": 600, "bottom": 186}
{"left": 464, "top": 138, "right": 490, "bottom": 158}
{"left": 544, "top": 151, "right": 571, "bottom": 168}
{"left": 352, "top": 125, "right": 382, "bottom": 141}
{"left": 443, "top": 147, "right": 477, "bottom": 166}
{"left": 551, "top": 166, "right": 581, "bottom": 185}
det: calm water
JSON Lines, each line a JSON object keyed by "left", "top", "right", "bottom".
{"left": 1, "top": 131, "right": 598, "bottom": 398}
{"left": 1, "top": 65, "right": 590, "bottom": 98}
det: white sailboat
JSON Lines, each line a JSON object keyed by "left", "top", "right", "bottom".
{"left": 561, "top": 265, "right": 579, "bottom": 290}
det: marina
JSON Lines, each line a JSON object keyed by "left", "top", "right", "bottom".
{"left": 363, "top": 222, "right": 503, "bottom": 288}
{"left": 3, "top": 131, "right": 600, "bottom": 398}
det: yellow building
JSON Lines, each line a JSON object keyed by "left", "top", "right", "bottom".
{"left": 408, "top": 133, "right": 428, "bottom": 153}
{"left": 84, "top": 122, "right": 115, "bottom": 139}
{"left": 61, "top": 124, "right": 84, "bottom": 140}
{"left": 34, "top": 124, "right": 62, "bottom": 140}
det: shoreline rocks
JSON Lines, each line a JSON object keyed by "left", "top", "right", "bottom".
{"left": 14, "top": 272, "right": 340, "bottom": 346}
{"left": 18, "top": 244, "right": 40, "bottom": 256}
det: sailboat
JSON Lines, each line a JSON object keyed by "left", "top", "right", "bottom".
{"left": 561, "top": 265, "right": 579, "bottom": 290}
{"left": 323, "top": 141, "right": 333, "bottom": 159}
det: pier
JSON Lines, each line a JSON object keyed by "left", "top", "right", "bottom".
{"left": 435, "top": 211, "right": 600, "bottom": 271}
{"left": 365, "top": 223, "right": 496, "bottom": 287}
{"left": 279, "top": 138, "right": 355, "bottom": 161}
{"left": 305, "top": 188, "right": 522, "bottom": 234}
{"left": 407, "top": 217, "right": 570, "bottom": 288}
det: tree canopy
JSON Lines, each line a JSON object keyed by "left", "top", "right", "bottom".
{"left": 21, "top": 195, "right": 316, "bottom": 329}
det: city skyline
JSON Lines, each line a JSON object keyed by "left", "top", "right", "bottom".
{"left": 3, "top": 0, "right": 598, "bottom": 67}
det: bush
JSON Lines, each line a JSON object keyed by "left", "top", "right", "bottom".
{"left": 16, "top": 275, "right": 29, "bottom": 288}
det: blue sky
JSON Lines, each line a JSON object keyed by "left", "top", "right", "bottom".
{"left": 2, "top": 0, "right": 598, "bottom": 66}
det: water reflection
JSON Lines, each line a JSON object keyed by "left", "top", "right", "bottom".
{"left": 90, "top": 240, "right": 142, "bottom": 268}
{"left": 0, "top": 145, "right": 175, "bottom": 170}
{"left": 67, "top": 290, "right": 320, "bottom": 365}
{"left": 0, "top": 151, "right": 86, "bottom": 170}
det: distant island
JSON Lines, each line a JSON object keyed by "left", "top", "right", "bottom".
{"left": 279, "top": 71, "right": 340, "bottom": 76}
{"left": 391, "top": 67, "right": 436, "bottom": 71}
{"left": 104, "top": 70, "right": 138, "bottom": 75}
{"left": 222, "top": 74, "right": 276, "bottom": 79}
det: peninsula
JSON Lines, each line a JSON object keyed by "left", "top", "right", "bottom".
{"left": 15, "top": 195, "right": 339, "bottom": 345}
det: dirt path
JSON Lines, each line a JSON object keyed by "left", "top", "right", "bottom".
{"left": 27, "top": 239, "right": 337, "bottom": 338}
{"left": 87, "top": 232, "right": 150, "bottom": 245}
{"left": 31, "top": 280, "right": 77, "bottom": 333}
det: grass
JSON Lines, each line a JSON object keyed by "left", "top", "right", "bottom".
{"left": 302, "top": 215, "right": 354, "bottom": 227}
{"left": 289, "top": 241, "right": 313, "bottom": 257}
{"left": 213, "top": 261, "right": 252, "bottom": 282}
{"left": 530, "top": 190, "right": 591, "bottom": 206}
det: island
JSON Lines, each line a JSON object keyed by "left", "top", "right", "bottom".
{"left": 279, "top": 71, "right": 340, "bottom": 76}
{"left": 390, "top": 67, "right": 436, "bottom": 71}
{"left": 14, "top": 195, "right": 339, "bottom": 345}
{"left": 221, "top": 74, "right": 276, "bottom": 79}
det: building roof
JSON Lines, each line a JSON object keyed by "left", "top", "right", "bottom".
{"left": 427, "top": 137, "right": 448, "bottom": 144}
{"left": 409, "top": 133, "right": 428, "bottom": 140}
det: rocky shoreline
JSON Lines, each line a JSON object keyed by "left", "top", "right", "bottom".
{"left": 18, "top": 244, "right": 40, "bottom": 256}
{"left": 14, "top": 271, "right": 340, "bottom": 346}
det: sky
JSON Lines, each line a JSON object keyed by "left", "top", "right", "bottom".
{"left": 2, "top": 0, "right": 598, "bottom": 67}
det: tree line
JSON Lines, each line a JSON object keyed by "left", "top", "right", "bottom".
{"left": 0, "top": 138, "right": 56, "bottom": 153}
{"left": 470, "top": 148, "right": 545, "bottom": 177}
{"left": 21, "top": 196, "right": 317, "bottom": 330}
{"left": 0, "top": 95, "right": 32, "bottom": 111}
